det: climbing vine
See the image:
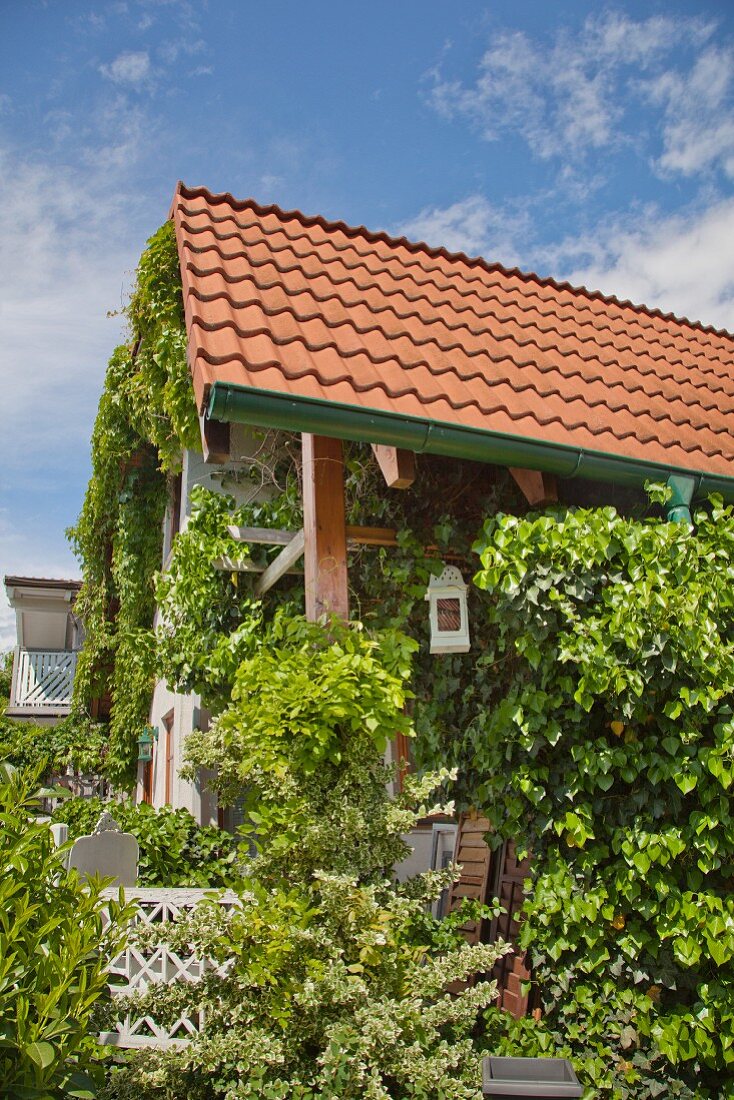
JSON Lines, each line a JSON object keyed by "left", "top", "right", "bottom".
{"left": 69, "top": 221, "right": 199, "bottom": 786}
{"left": 470, "top": 494, "right": 734, "bottom": 1097}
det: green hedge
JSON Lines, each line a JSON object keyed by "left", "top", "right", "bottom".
{"left": 52, "top": 797, "right": 239, "bottom": 888}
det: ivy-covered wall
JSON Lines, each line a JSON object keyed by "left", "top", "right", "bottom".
{"left": 69, "top": 222, "right": 198, "bottom": 786}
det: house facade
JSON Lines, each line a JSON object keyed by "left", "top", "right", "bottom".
{"left": 121, "top": 185, "right": 734, "bottom": 977}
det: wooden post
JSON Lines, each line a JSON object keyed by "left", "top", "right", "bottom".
{"left": 302, "top": 434, "right": 349, "bottom": 622}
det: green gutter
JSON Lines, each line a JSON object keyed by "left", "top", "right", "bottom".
{"left": 207, "top": 382, "right": 734, "bottom": 514}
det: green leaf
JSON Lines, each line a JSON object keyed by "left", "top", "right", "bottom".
{"left": 26, "top": 1040, "right": 55, "bottom": 1069}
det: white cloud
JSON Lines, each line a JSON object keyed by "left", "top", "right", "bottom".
{"left": 0, "top": 141, "right": 152, "bottom": 640}
{"left": 0, "top": 143, "right": 147, "bottom": 478}
{"left": 157, "top": 36, "right": 204, "bottom": 65}
{"left": 542, "top": 198, "right": 734, "bottom": 332}
{"left": 100, "top": 50, "right": 152, "bottom": 88}
{"left": 428, "top": 12, "right": 718, "bottom": 163}
{"left": 641, "top": 46, "right": 734, "bottom": 178}
{"left": 394, "top": 194, "right": 530, "bottom": 264}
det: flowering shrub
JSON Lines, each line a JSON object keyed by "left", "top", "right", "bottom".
{"left": 102, "top": 620, "right": 511, "bottom": 1099}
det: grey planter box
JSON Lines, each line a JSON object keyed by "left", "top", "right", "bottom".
{"left": 482, "top": 1057, "right": 583, "bottom": 1099}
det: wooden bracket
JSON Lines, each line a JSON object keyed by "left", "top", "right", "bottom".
{"left": 371, "top": 444, "right": 416, "bottom": 489}
{"left": 509, "top": 467, "right": 558, "bottom": 506}
{"left": 200, "top": 416, "right": 230, "bottom": 465}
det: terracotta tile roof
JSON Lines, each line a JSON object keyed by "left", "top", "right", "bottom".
{"left": 172, "top": 182, "right": 734, "bottom": 481}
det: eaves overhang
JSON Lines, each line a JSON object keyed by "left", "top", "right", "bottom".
{"left": 207, "top": 381, "right": 734, "bottom": 503}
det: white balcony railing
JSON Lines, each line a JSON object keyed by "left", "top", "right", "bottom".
{"left": 10, "top": 648, "right": 78, "bottom": 711}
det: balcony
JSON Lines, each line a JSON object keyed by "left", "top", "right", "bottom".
{"left": 7, "top": 647, "right": 78, "bottom": 719}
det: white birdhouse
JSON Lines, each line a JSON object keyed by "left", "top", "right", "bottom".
{"left": 425, "top": 564, "right": 470, "bottom": 654}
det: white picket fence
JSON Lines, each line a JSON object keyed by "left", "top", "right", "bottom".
{"left": 99, "top": 887, "right": 240, "bottom": 1049}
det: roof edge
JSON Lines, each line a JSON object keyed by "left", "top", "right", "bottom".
{"left": 4, "top": 576, "right": 82, "bottom": 591}
{"left": 207, "top": 381, "right": 734, "bottom": 502}
{"left": 175, "top": 182, "right": 734, "bottom": 344}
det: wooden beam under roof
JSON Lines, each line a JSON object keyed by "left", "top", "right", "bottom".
{"left": 371, "top": 444, "right": 416, "bottom": 489}
{"left": 509, "top": 467, "right": 558, "bottom": 507}
{"left": 200, "top": 415, "right": 230, "bottom": 465}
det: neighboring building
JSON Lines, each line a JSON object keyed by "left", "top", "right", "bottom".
{"left": 4, "top": 576, "right": 83, "bottom": 723}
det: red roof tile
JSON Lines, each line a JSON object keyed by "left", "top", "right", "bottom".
{"left": 172, "top": 182, "right": 734, "bottom": 480}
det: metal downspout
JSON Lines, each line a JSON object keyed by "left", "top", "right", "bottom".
{"left": 666, "top": 474, "right": 697, "bottom": 524}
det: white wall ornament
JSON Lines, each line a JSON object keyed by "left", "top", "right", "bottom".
{"left": 425, "top": 564, "right": 470, "bottom": 654}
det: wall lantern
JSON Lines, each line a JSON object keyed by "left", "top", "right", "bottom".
{"left": 137, "top": 725, "right": 157, "bottom": 763}
{"left": 425, "top": 564, "right": 470, "bottom": 654}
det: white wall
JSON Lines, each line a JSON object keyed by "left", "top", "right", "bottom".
{"left": 139, "top": 431, "right": 280, "bottom": 825}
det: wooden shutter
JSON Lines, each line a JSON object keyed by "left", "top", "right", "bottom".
{"left": 447, "top": 816, "right": 534, "bottom": 1018}
{"left": 487, "top": 839, "right": 534, "bottom": 1018}
{"left": 446, "top": 812, "right": 494, "bottom": 945}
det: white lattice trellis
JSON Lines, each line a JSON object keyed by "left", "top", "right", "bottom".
{"left": 99, "top": 887, "right": 240, "bottom": 1049}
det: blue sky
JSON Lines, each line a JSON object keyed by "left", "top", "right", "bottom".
{"left": 2, "top": 0, "right": 734, "bottom": 645}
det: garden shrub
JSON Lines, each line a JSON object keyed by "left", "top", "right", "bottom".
{"left": 0, "top": 652, "right": 108, "bottom": 780}
{"left": 470, "top": 493, "right": 734, "bottom": 1098}
{"left": 0, "top": 711, "right": 108, "bottom": 779}
{"left": 52, "top": 797, "right": 238, "bottom": 889}
{"left": 0, "top": 762, "right": 131, "bottom": 1098}
{"left": 101, "top": 620, "right": 511, "bottom": 1099}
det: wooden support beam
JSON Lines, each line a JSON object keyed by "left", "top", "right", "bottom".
{"left": 227, "top": 525, "right": 295, "bottom": 546}
{"left": 302, "top": 434, "right": 349, "bottom": 621}
{"left": 346, "top": 525, "right": 397, "bottom": 548}
{"left": 509, "top": 467, "right": 558, "bottom": 507}
{"left": 200, "top": 416, "right": 230, "bottom": 465}
{"left": 212, "top": 556, "right": 261, "bottom": 572}
{"left": 228, "top": 523, "right": 399, "bottom": 549}
{"left": 254, "top": 529, "right": 305, "bottom": 597}
{"left": 371, "top": 444, "right": 416, "bottom": 489}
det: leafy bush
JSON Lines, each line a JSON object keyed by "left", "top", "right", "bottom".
{"left": 52, "top": 797, "right": 238, "bottom": 888}
{"left": 0, "top": 762, "right": 131, "bottom": 1098}
{"left": 0, "top": 710, "right": 108, "bottom": 778}
{"left": 471, "top": 494, "right": 734, "bottom": 1097}
{"left": 102, "top": 620, "right": 511, "bottom": 1099}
